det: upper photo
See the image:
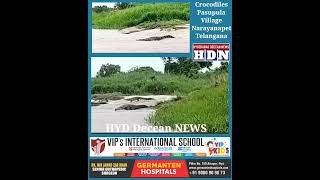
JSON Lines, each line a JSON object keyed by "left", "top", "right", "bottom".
{"left": 91, "top": 2, "right": 190, "bottom": 53}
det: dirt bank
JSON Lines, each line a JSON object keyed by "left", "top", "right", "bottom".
{"left": 92, "top": 24, "right": 190, "bottom": 53}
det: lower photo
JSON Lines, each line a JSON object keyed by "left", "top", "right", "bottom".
{"left": 91, "top": 2, "right": 190, "bottom": 53}
{"left": 90, "top": 57, "right": 229, "bottom": 134}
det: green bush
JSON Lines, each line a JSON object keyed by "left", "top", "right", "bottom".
{"left": 93, "top": 6, "right": 112, "bottom": 13}
{"left": 92, "top": 3, "right": 190, "bottom": 29}
{"left": 91, "top": 69, "right": 228, "bottom": 96}
{"left": 148, "top": 81, "right": 228, "bottom": 133}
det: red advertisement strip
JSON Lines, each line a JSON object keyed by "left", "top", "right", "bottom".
{"left": 193, "top": 43, "right": 229, "bottom": 50}
{"left": 131, "top": 160, "right": 189, "bottom": 178}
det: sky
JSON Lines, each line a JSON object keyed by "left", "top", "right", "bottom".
{"left": 92, "top": 3, "right": 116, "bottom": 8}
{"left": 91, "top": 57, "right": 221, "bottom": 77}
{"left": 91, "top": 57, "right": 165, "bottom": 77}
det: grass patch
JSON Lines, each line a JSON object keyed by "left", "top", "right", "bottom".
{"left": 92, "top": 3, "right": 190, "bottom": 29}
{"left": 138, "top": 19, "right": 187, "bottom": 29}
{"left": 92, "top": 71, "right": 210, "bottom": 95}
{"left": 148, "top": 77, "right": 228, "bottom": 133}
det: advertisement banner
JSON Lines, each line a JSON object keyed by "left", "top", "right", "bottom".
{"left": 90, "top": 137, "right": 230, "bottom": 157}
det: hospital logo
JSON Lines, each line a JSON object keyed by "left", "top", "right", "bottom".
{"left": 91, "top": 138, "right": 106, "bottom": 155}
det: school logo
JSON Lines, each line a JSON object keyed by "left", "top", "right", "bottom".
{"left": 206, "top": 138, "right": 230, "bottom": 156}
{"left": 91, "top": 138, "right": 106, "bottom": 155}
{"left": 193, "top": 43, "right": 230, "bottom": 62}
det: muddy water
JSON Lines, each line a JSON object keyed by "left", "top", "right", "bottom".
{"left": 91, "top": 95, "right": 177, "bottom": 133}
{"left": 92, "top": 24, "right": 190, "bottom": 53}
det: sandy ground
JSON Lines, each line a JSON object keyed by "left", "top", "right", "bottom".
{"left": 91, "top": 95, "right": 177, "bottom": 133}
{"left": 92, "top": 25, "right": 190, "bottom": 53}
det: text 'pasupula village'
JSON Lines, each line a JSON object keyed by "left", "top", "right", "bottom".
{"left": 193, "top": 1, "right": 231, "bottom": 40}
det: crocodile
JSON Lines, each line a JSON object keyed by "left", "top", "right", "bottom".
{"left": 91, "top": 99, "right": 108, "bottom": 106}
{"left": 137, "top": 35, "right": 174, "bottom": 41}
{"left": 115, "top": 104, "right": 149, "bottom": 111}
{"left": 125, "top": 97, "right": 154, "bottom": 102}
{"left": 160, "top": 26, "right": 188, "bottom": 31}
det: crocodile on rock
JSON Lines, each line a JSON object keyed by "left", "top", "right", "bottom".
{"left": 115, "top": 104, "right": 149, "bottom": 111}
{"left": 137, "top": 35, "right": 174, "bottom": 41}
{"left": 126, "top": 97, "right": 154, "bottom": 102}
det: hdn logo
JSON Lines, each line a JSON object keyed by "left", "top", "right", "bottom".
{"left": 193, "top": 43, "right": 230, "bottom": 61}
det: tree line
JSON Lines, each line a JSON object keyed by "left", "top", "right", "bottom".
{"left": 93, "top": 3, "right": 135, "bottom": 13}
{"left": 96, "top": 57, "right": 228, "bottom": 78}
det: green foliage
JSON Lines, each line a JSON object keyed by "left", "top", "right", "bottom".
{"left": 215, "top": 62, "right": 229, "bottom": 73}
{"left": 92, "top": 3, "right": 190, "bottom": 29}
{"left": 128, "top": 66, "right": 159, "bottom": 73}
{"left": 91, "top": 70, "right": 211, "bottom": 95}
{"left": 163, "top": 57, "right": 212, "bottom": 78}
{"left": 92, "top": 6, "right": 113, "bottom": 13}
{"left": 115, "top": 3, "right": 134, "bottom": 10}
{"left": 138, "top": 19, "right": 187, "bottom": 29}
{"left": 96, "top": 63, "right": 120, "bottom": 77}
{"left": 148, "top": 79, "right": 228, "bottom": 133}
